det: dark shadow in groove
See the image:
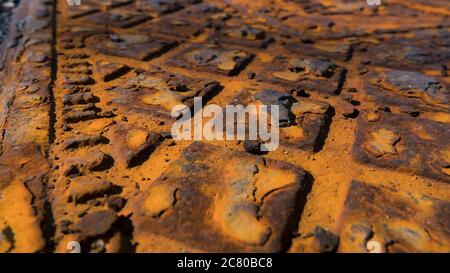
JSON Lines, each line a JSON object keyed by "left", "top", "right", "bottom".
{"left": 229, "top": 55, "right": 254, "bottom": 76}
{"left": 37, "top": 0, "right": 59, "bottom": 252}
{"left": 128, "top": 142, "right": 160, "bottom": 168}
{"left": 3, "top": 226, "right": 15, "bottom": 253}
{"left": 116, "top": 217, "right": 136, "bottom": 253}
{"left": 142, "top": 42, "right": 179, "bottom": 61}
{"left": 280, "top": 172, "right": 314, "bottom": 253}
{"left": 91, "top": 154, "right": 115, "bottom": 171}
{"left": 345, "top": 46, "right": 354, "bottom": 62}
{"left": 71, "top": 185, "right": 122, "bottom": 204}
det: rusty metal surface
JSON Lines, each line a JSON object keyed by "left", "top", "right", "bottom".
{"left": 0, "top": 0, "right": 449, "bottom": 253}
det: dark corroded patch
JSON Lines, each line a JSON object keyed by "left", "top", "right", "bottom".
{"left": 231, "top": 88, "right": 331, "bottom": 152}
{"left": 77, "top": 210, "right": 117, "bottom": 239}
{"left": 167, "top": 44, "right": 254, "bottom": 76}
{"left": 254, "top": 55, "right": 346, "bottom": 95}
